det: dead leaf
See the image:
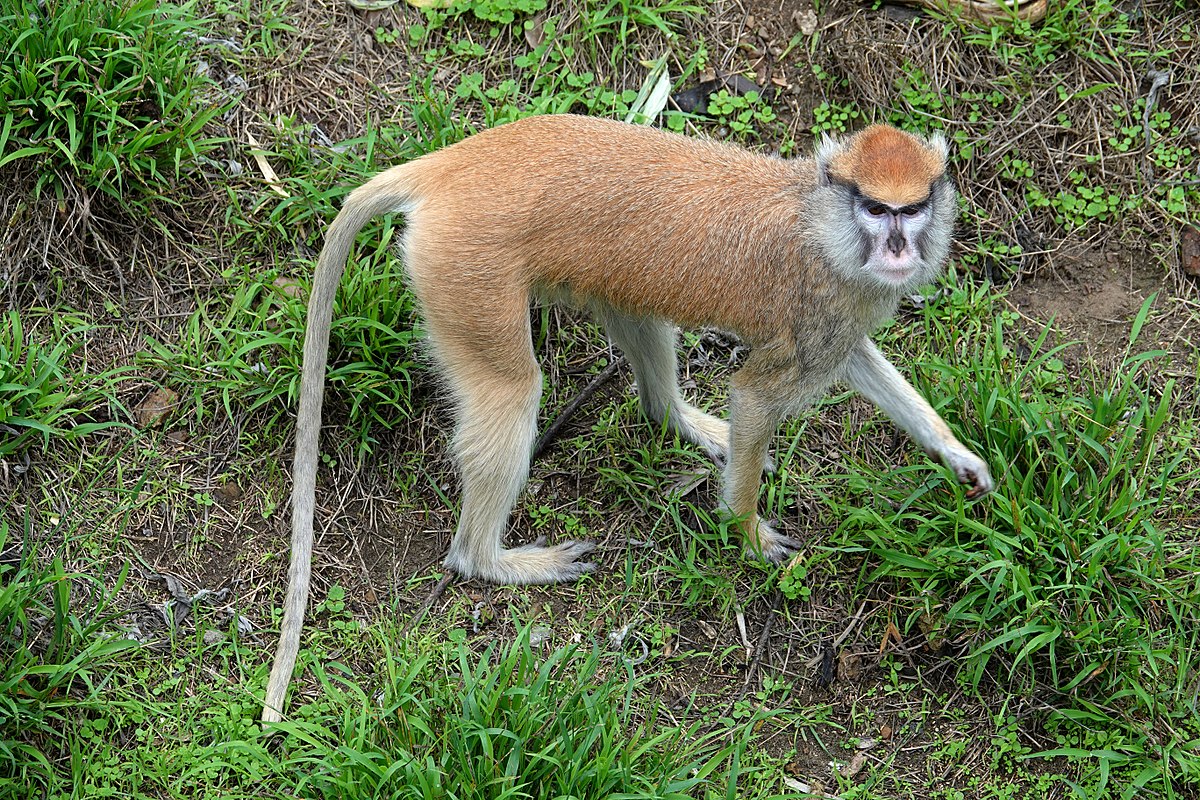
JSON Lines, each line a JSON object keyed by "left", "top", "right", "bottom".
{"left": 782, "top": 777, "right": 836, "bottom": 799}
{"left": 134, "top": 387, "right": 179, "bottom": 428}
{"left": 245, "top": 131, "right": 288, "bottom": 198}
{"left": 524, "top": 12, "right": 546, "bottom": 49}
{"left": 918, "top": 611, "right": 944, "bottom": 649}
{"left": 878, "top": 621, "right": 902, "bottom": 654}
{"left": 1182, "top": 225, "right": 1200, "bottom": 277}
{"left": 215, "top": 481, "right": 243, "bottom": 503}
{"left": 273, "top": 276, "right": 303, "bottom": 299}
{"left": 841, "top": 751, "right": 868, "bottom": 780}
{"left": 837, "top": 650, "right": 861, "bottom": 681}
{"left": 792, "top": 9, "right": 818, "bottom": 35}
{"left": 626, "top": 55, "right": 672, "bottom": 124}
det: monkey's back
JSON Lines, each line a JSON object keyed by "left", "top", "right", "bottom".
{"left": 393, "top": 116, "right": 856, "bottom": 341}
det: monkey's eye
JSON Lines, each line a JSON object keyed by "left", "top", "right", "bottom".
{"left": 865, "top": 204, "right": 889, "bottom": 217}
{"left": 898, "top": 205, "right": 924, "bottom": 218}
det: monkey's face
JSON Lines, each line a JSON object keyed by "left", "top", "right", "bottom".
{"left": 853, "top": 178, "right": 954, "bottom": 289}
{"left": 811, "top": 176, "right": 955, "bottom": 293}
{"left": 812, "top": 126, "right": 956, "bottom": 293}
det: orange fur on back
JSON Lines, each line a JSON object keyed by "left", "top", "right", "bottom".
{"left": 372, "top": 115, "right": 853, "bottom": 348}
{"left": 824, "top": 125, "right": 943, "bottom": 206}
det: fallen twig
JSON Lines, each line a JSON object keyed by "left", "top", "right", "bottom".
{"left": 531, "top": 358, "right": 623, "bottom": 461}
{"left": 400, "top": 572, "right": 455, "bottom": 635}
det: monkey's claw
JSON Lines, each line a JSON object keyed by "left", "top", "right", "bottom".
{"left": 947, "top": 450, "right": 994, "bottom": 499}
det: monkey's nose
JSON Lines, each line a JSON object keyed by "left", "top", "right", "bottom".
{"left": 887, "top": 230, "right": 906, "bottom": 256}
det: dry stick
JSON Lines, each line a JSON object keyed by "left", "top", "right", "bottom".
{"left": 400, "top": 572, "right": 455, "bottom": 636}
{"left": 530, "top": 358, "right": 624, "bottom": 462}
{"left": 724, "top": 591, "right": 784, "bottom": 716}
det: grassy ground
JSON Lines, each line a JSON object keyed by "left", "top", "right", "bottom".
{"left": 2, "top": 0, "right": 1199, "bottom": 797}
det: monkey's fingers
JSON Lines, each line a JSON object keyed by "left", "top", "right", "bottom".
{"left": 963, "top": 479, "right": 990, "bottom": 500}
{"left": 940, "top": 450, "right": 994, "bottom": 500}
{"left": 957, "top": 465, "right": 994, "bottom": 499}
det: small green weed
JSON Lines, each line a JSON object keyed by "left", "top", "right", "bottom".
{"left": 706, "top": 90, "right": 780, "bottom": 143}
{"left": 811, "top": 101, "right": 862, "bottom": 135}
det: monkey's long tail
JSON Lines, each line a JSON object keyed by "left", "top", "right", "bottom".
{"left": 262, "top": 168, "right": 418, "bottom": 724}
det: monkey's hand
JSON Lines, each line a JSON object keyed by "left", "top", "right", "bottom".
{"left": 941, "top": 448, "right": 993, "bottom": 500}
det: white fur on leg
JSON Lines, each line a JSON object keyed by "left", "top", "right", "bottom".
{"left": 443, "top": 369, "right": 597, "bottom": 584}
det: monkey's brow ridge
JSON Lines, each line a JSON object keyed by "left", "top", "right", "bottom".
{"left": 841, "top": 181, "right": 934, "bottom": 213}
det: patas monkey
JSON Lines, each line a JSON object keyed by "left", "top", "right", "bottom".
{"left": 262, "top": 114, "right": 993, "bottom": 722}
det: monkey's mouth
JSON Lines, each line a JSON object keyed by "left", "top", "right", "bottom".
{"left": 875, "top": 265, "right": 917, "bottom": 285}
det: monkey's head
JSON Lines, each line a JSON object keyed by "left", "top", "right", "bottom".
{"left": 812, "top": 125, "right": 955, "bottom": 292}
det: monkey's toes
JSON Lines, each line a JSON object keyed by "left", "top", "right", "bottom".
{"left": 743, "top": 522, "right": 800, "bottom": 563}
{"left": 502, "top": 539, "right": 597, "bottom": 582}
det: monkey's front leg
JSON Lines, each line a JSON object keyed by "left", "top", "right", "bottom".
{"left": 723, "top": 350, "right": 802, "bottom": 561}
{"left": 844, "top": 338, "right": 993, "bottom": 498}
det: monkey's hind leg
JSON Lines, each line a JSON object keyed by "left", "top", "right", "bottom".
{"left": 596, "top": 306, "right": 731, "bottom": 464}
{"left": 724, "top": 349, "right": 803, "bottom": 562}
{"left": 433, "top": 316, "right": 596, "bottom": 585}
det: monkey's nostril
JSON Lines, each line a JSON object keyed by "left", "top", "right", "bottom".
{"left": 887, "top": 230, "right": 906, "bottom": 255}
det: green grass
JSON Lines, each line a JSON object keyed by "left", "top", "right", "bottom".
{"left": 145, "top": 224, "right": 421, "bottom": 452}
{"left": 0, "top": 0, "right": 228, "bottom": 203}
{"left": 0, "top": 520, "right": 138, "bottom": 797}
{"left": 0, "top": 310, "right": 128, "bottom": 457}
{"left": 813, "top": 290, "right": 1200, "bottom": 795}
{"left": 2, "top": 607, "right": 765, "bottom": 799}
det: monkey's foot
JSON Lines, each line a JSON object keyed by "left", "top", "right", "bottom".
{"left": 445, "top": 539, "right": 597, "bottom": 585}
{"left": 742, "top": 520, "right": 801, "bottom": 563}
{"left": 676, "top": 408, "right": 775, "bottom": 473}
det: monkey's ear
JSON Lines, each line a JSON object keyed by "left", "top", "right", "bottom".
{"left": 927, "top": 132, "right": 950, "bottom": 164}
{"left": 815, "top": 134, "right": 840, "bottom": 187}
